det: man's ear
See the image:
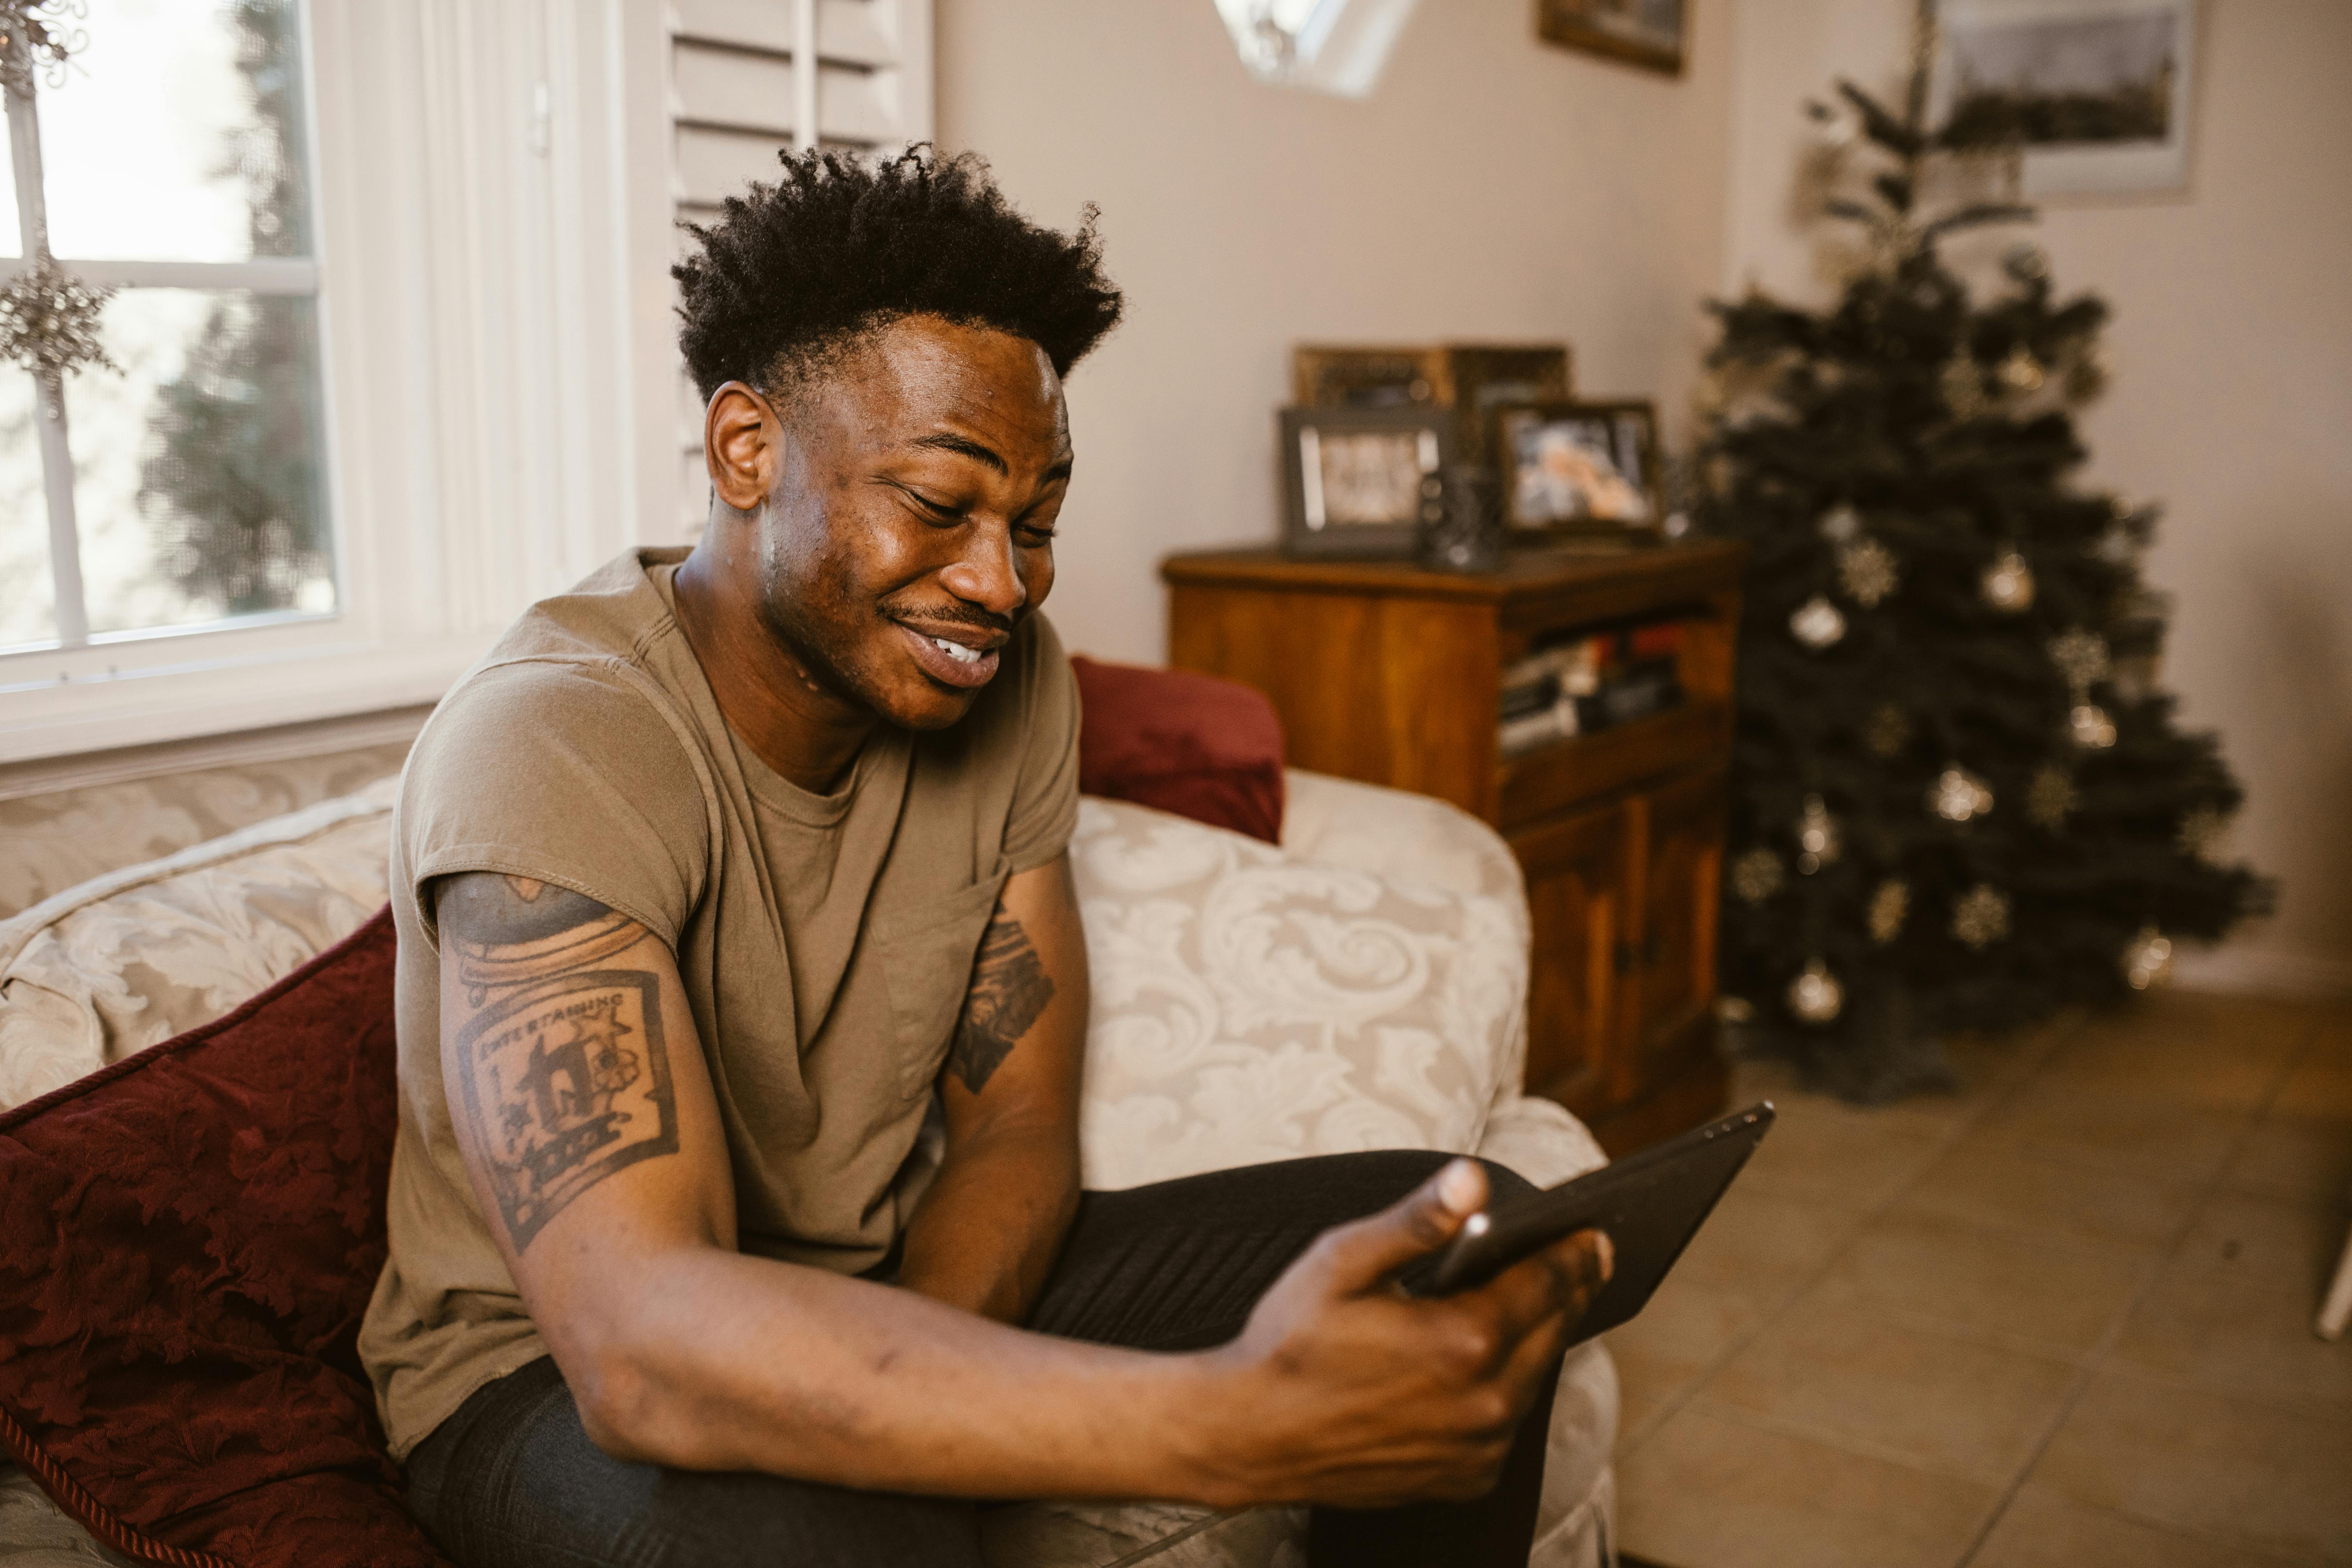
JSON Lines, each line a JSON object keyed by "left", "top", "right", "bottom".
{"left": 704, "top": 381, "right": 777, "bottom": 512}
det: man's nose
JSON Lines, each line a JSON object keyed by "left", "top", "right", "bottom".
{"left": 939, "top": 524, "right": 1028, "bottom": 618}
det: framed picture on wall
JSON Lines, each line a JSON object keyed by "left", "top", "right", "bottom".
{"left": 1278, "top": 406, "right": 1454, "bottom": 560}
{"left": 1489, "top": 399, "right": 1660, "bottom": 534}
{"left": 1929, "top": 0, "right": 2198, "bottom": 197}
{"left": 1536, "top": 0, "right": 1686, "bottom": 76}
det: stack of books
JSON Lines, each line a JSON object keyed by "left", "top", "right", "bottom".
{"left": 1498, "top": 623, "right": 1686, "bottom": 759}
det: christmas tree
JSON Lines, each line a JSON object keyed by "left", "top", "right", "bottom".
{"left": 1696, "top": 19, "right": 2266, "bottom": 1100}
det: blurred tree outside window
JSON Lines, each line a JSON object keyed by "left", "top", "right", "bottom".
{"left": 0, "top": 0, "right": 331, "bottom": 653}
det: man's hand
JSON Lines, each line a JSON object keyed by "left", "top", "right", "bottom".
{"left": 1188, "top": 1159, "right": 1612, "bottom": 1510}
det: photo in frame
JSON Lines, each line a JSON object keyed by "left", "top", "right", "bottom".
{"left": 1489, "top": 399, "right": 1660, "bottom": 533}
{"left": 1291, "top": 343, "right": 1572, "bottom": 468}
{"left": 1278, "top": 405, "right": 1454, "bottom": 560}
{"left": 1536, "top": 0, "right": 1686, "bottom": 76}
{"left": 1929, "top": 0, "right": 2197, "bottom": 197}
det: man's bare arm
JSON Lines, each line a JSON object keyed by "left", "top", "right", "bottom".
{"left": 898, "top": 855, "right": 1087, "bottom": 1321}
{"left": 430, "top": 871, "right": 1610, "bottom": 1506}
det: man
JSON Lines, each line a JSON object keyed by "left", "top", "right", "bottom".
{"left": 360, "top": 147, "right": 1610, "bottom": 1567}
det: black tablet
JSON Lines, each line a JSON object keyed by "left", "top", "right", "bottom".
{"left": 1402, "top": 1102, "right": 1775, "bottom": 1344}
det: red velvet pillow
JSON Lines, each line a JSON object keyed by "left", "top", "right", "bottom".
{"left": 1072, "top": 655, "right": 1286, "bottom": 843}
{"left": 0, "top": 907, "right": 451, "bottom": 1568}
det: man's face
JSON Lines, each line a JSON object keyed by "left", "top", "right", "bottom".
{"left": 742, "top": 315, "right": 1071, "bottom": 731}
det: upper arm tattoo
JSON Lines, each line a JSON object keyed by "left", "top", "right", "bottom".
{"left": 436, "top": 874, "right": 679, "bottom": 1252}
{"left": 949, "top": 899, "right": 1056, "bottom": 1096}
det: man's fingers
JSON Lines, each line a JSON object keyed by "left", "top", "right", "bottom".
{"left": 1309, "top": 1159, "right": 1487, "bottom": 1294}
{"left": 1474, "top": 1227, "right": 1615, "bottom": 1344}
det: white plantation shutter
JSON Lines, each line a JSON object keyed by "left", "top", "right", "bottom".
{"left": 667, "top": 0, "right": 934, "bottom": 535}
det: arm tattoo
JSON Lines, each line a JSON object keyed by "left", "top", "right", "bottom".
{"left": 436, "top": 874, "right": 679, "bottom": 1251}
{"left": 949, "top": 900, "right": 1056, "bottom": 1095}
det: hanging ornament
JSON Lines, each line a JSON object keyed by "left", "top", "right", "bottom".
{"left": 1786, "top": 959, "right": 1845, "bottom": 1025}
{"left": 1940, "top": 354, "right": 1991, "bottom": 421}
{"left": 1997, "top": 343, "right": 2046, "bottom": 395}
{"left": 2177, "top": 805, "right": 2229, "bottom": 863}
{"left": 1730, "top": 847, "right": 1787, "bottom": 905}
{"left": 1951, "top": 884, "right": 2013, "bottom": 950}
{"left": 2124, "top": 926, "right": 2175, "bottom": 990}
{"left": 1790, "top": 595, "right": 1847, "bottom": 650}
{"left": 1716, "top": 994, "right": 1758, "bottom": 1024}
{"left": 1836, "top": 537, "right": 1900, "bottom": 607}
{"left": 2002, "top": 242, "right": 2049, "bottom": 283}
{"left": 2027, "top": 763, "right": 2078, "bottom": 828}
{"left": 1981, "top": 549, "right": 2036, "bottom": 613}
{"left": 2048, "top": 627, "right": 2111, "bottom": 690}
{"left": 1795, "top": 794, "right": 1841, "bottom": 874}
{"left": 1817, "top": 503, "right": 1863, "bottom": 543}
{"left": 1867, "top": 880, "right": 1910, "bottom": 944}
{"left": 1929, "top": 766, "right": 1995, "bottom": 823}
{"left": 1864, "top": 702, "right": 1912, "bottom": 759}
{"left": 2068, "top": 702, "right": 2118, "bottom": 749}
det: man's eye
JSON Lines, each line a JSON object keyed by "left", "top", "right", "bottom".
{"left": 1016, "top": 524, "right": 1057, "bottom": 547}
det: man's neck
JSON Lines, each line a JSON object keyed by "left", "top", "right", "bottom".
{"left": 671, "top": 537, "right": 876, "bottom": 796}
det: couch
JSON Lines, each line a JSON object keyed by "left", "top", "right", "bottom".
{"left": 0, "top": 767, "right": 1618, "bottom": 1568}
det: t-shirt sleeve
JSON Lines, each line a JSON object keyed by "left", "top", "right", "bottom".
{"left": 1003, "top": 612, "right": 1082, "bottom": 873}
{"left": 398, "top": 658, "right": 709, "bottom": 949}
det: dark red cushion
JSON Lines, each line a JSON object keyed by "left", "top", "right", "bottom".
{"left": 1072, "top": 656, "right": 1286, "bottom": 844}
{"left": 0, "top": 907, "right": 452, "bottom": 1568}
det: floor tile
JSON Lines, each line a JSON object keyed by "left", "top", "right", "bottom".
{"left": 1810, "top": 1208, "right": 2156, "bottom": 1356}
{"left": 1616, "top": 1405, "right": 1997, "bottom": 1568}
{"left": 2035, "top": 1021, "right": 2302, "bottom": 1113}
{"left": 1605, "top": 1280, "right": 1770, "bottom": 1448}
{"left": 1696, "top": 1295, "right": 2078, "bottom": 1483}
{"left": 2273, "top": 1030, "right": 2352, "bottom": 1121}
{"left": 1895, "top": 1135, "right": 2202, "bottom": 1249}
{"left": 1664, "top": 1181, "right": 1863, "bottom": 1309}
{"left": 2030, "top": 1367, "right": 2352, "bottom": 1562}
{"left": 2111, "top": 1192, "right": 2352, "bottom": 1409}
{"left": 1736, "top": 1097, "right": 1960, "bottom": 1212}
{"left": 1973, "top": 1077, "right": 2249, "bottom": 1185}
{"left": 1971, "top": 1484, "right": 2319, "bottom": 1568}
{"left": 2219, "top": 1106, "right": 2352, "bottom": 1203}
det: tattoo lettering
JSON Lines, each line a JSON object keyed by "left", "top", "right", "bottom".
{"left": 949, "top": 903, "right": 1054, "bottom": 1095}
{"left": 437, "top": 874, "right": 678, "bottom": 1250}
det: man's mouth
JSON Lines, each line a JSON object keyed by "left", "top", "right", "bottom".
{"left": 893, "top": 620, "right": 1003, "bottom": 690}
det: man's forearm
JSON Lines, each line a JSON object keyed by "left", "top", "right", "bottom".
{"left": 897, "top": 1121, "right": 1079, "bottom": 1321}
{"left": 558, "top": 1241, "right": 1234, "bottom": 1503}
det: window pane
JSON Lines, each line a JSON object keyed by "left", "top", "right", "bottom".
{"left": 67, "top": 289, "right": 333, "bottom": 636}
{"left": 0, "top": 138, "right": 18, "bottom": 259}
{"left": 0, "top": 371, "right": 53, "bottom": 646}
{"left": 38, "top": 0, "right": 313, "bottom": 262}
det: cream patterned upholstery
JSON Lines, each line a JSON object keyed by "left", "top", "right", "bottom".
{"left": 0, "top": 771, "right": 1617, "bottom": 1568}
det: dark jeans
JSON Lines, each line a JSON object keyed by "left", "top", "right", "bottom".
{"left": 404, "top": 1151, "right": 1558, "bottom": 1568}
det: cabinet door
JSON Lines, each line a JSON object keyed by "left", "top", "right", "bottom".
{"left": 1629, "top": 766, "right": 1728, "bottom": 1084}
{"left": 1509, "top": 803, "right": 1626, "bottom": 1116}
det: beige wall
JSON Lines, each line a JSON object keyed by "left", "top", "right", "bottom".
{"left": 934, "top": 0, "right": 1735, "bottom": 659}
{"left": 1719, "top": 0, "right": 2352, "bottom": 991}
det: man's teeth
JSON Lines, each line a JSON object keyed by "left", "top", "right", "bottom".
{"left": 930, "top": 636, "right": 982, "bottom": 665}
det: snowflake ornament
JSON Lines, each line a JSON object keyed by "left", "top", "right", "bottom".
{"left": 1837, "top": 537, "right": 1899, "bottom": 607}
{"left": 1951, "top": 885, "right": 2012, "bottom": 950}
{"left": 1867, "top": 880, "right": 1909, "bottom": 944}
{"left": 1730, "top": 848, "right": 1786, "bottom": 906}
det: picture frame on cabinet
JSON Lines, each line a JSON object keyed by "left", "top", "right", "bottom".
{"left": 1278, "top": 405, "right": 1455, "bottom": 560}
{"left": 1489, "top": 399, "right": 1661, "bottom": 534}
{"left": 1536, "top": 0, "right": 1686, "bottom": 76}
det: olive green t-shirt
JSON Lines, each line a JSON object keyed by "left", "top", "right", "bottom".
{"left": 358, "top": 547, "right": 1081, "bottom": 1460}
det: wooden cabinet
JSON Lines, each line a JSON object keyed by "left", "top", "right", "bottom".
{"left": 1161, "top": 541, "right": 1746, "bottom": 1155}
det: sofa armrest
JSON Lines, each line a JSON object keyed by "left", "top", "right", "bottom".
{"left": 1279, "top": 770, "right": 1526, "bottom": 913}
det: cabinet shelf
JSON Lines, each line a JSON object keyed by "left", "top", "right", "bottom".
{"left": 1163, "top": 540, "right": 1746, "bottom": 1155}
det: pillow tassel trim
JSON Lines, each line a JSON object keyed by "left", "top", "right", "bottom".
{"left": 0, "top": 1398, "right": 233, "bottom": 1568}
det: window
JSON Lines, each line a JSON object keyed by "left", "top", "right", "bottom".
{"left": 0, "top": 0, "right": 333, "bottom": 654}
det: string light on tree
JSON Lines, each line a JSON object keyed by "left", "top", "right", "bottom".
{"left": 1981, "top": 548, "right": 2035, "bottom": 613}
{"left": 1997, "top": 343, "right": 2045, "bottom": 395}
{"left": 2069, "top": 703, "right": 2118, "bottom": 749}
{"left": 1929, "top": 766, "right": 1995, "bottom": 823}
{"left": 1786, "top": 958, "right": 1845, "bottom": 1025}
{"left": 2124, "top": 926, "right": 2174, "bottom": 990}
{"left": 1796, "top": 794, "right": 1840, "bottom": 874}
{"left": 1951, "top": 885, "right": 2012, "bottom": 950}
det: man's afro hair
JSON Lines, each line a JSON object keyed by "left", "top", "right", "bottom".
{"left": 673, "top": 145, "right": 1124, "bottom": 402}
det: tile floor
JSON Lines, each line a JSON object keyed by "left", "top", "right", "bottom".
{"left": 1608, "top": 990, "right": 2352, "bottom": 1568}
